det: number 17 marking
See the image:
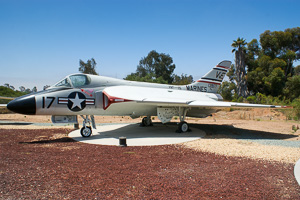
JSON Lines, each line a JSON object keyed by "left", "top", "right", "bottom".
{"left": 42, "top": 97, "right": 55, "bottom": 109}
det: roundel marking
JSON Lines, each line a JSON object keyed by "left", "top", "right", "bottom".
{"left": 67, "top": 92, "right": 86, "bottom": 112}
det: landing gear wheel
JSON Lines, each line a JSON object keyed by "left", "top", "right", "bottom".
{"left": 177, "top": 121, "right": 190, "bottom": 133}
{"left": 80, "top": 126, "right": 92, "bottom": 137}
{"left": 141, "top": 117, "right": 153, "bottom": 126}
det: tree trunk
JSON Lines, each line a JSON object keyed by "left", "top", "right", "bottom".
{"left": 235, "top": 49, "right": 249, "bottom": 98}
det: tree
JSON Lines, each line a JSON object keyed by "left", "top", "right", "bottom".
{"left": 0, "top": 86, "right": 28, "bottom": 100}
{"left": 125, "top": 50, "right": 176, "bottom": 84}
{"left": 79, "top": 58, "right": 98, "bottom": 75}
{"left": 295, "top": 65, "right": 300, "bottom": 75}
{"left": 247, "top": 67, "right": 266, "bottom": 94}
{"left": 32, "top": 86, "right": 37, "bottom": 93}
{"left": 241, "top": 27, "right": 300, "bottom": 101}
{"left": 232, "top": 37, "right": 249, "bottom": 98}
{"left": 4, "top": 83, "right": 10, "bottom": 88}
{"left": 282, "top": 50, "right": 296, "bottom": 77}
{"left": 245, "top": 39, "right": 260, "bottom": 72}
{"left": 260, "top": 28, "right": 300, "bottom": 78}
{"left": 226, "top": 64, "right": 236, "bottom": 82}
{"left": 284, "top": 75, "right": 300, "bottom": 101}
{"left": 25, "top": 88, "right": 31, "bottom": 93}
{"left": 19, "top": 86, "right": 26, "bottom": 92}
{"left": 173, "top": 74, "right": 193, "bottom": 85}
{"left": 286, "top": 27, "right": 300, "bottom": 60}
{"left": 218, "top": 81, "right": 236, "bottom": 101}
{"left": 125, "top": 72, "right": 168, "bottom": 84}
{"left": 263, "top": 67, "right": 285, "bottom": 96}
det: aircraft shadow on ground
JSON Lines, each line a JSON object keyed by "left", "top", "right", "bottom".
{"left": 189, "top": 123, "right": 298, "bottom": 140}
{"left": 72, "top": 122, "right": 205, "bottom": 141}
{"left": 19, "top": 137, "right": 76, "bottom": 144}
{"left": 72, "top": 122, "right": 297, "bottom": 141}
{"left": 0, "top": 122, "right": 33, "bottom": 126}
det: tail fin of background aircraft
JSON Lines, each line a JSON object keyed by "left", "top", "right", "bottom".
{"left": 187, "top": 60, "right": 231, "bottom": 93}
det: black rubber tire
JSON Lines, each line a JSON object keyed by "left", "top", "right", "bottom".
{"left": 80, "top": 126, "right": 92, "bottom": 137}
{"left": 141, "top": 117, "right": 152, "bottom": 126}
{"left": 177, "top": 121, "right": 189, "bottom": 133}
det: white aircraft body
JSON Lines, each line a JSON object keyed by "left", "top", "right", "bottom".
{"left": 6, "top": 60, "right": 280, "bottom": 137}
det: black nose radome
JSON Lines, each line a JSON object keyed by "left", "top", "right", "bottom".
{"left": 7, "top": 95, "right": 36, "bottom": 115}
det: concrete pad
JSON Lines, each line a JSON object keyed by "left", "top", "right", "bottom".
{"left": 69, "top": 123, "right": 205, "bottom": 146}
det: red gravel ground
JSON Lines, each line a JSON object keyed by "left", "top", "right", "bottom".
{"left": 0, "top": 129, "right": 299, "bottom": 199}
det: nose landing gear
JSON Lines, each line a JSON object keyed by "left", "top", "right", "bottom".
{"left": 81, "top": 126, "right": 92, "bottom": 137}
{"left": 80, "top": 115, "right": 96, "bottom": 137}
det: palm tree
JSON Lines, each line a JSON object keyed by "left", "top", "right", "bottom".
{"left": 232, "top": 37, "right": 249, "bottom": 98}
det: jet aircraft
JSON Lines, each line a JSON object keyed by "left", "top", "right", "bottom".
{"left": 6, "top": 60, "right": 280, "bottom": 137}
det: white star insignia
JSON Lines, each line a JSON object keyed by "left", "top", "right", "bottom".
{"left": 69, "top": 93, "right": 85, "bottom": 109}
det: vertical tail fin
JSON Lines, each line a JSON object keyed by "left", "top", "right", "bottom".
{"left": 188, "top": 60, "right": 231, "bottom": 93}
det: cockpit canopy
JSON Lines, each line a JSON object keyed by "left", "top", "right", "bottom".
{"left": 53, "top": 74, "right": 91, "bottom": 88}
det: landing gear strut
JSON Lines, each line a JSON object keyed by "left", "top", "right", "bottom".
{"left": 177, "top": 108, "right": 191, "bottom": 133}
{"left": 80, "top": 115, "right": 96, "bottom": 137}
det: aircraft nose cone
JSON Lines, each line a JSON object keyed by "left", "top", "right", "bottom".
{"left": 7, "top": 95, "right": 36, "bottom": 115}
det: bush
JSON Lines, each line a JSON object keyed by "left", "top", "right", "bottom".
{"left": 292, "top": 98, "right": 300, "bottom": 119}
{"left": 256, "top": 93, "right": 267, "bottom": 104}
{"left": 238, "top": 96, "right": 244, "bottom": 102}
{"left": 0, "top": 86, "right": 27, "bottom": 97}
{"left": 0, "top": 99, "right": 10, "bottom": 104}
{"left": 247, "top": 96, "right": 256, "bottom": 103}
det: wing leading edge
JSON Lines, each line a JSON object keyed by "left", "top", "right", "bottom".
{"left": 103, "top": 86, "right": 281, "bottom": 109}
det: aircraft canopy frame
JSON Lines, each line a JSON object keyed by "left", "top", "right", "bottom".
{"left": 53, "top": 74, "right": 91, "bottom": 88}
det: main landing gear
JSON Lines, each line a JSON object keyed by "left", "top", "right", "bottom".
{"left": 177, "top": 121, "right": 190, "bottom": 133}
{"left": 141, "top": 116, "right": 153, "bottom": 127}
{"left": 80, "top": 115, "right": 96, "bottom": 137}
{"left": 141, "top": 107, "right": 191, "bottom": 133}
{"left": 176, "top": 107, "right": 191, "bottom": 133}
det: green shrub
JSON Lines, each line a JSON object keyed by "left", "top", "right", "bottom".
{"left": 247, "top": 96, "right": 256, "bottom": 103}
{"left": 256, "top": 93, "right": 267, "bottom": 104}
{"left": 292, "top": 98, "right": 300, "bottom": 119}
{"left": 238, "top": 96, "right": 244, "bottom": 103}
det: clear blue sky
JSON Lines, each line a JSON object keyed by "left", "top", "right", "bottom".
{"left": 1, "top": 0, "right": 299, "bottom": 90}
